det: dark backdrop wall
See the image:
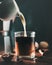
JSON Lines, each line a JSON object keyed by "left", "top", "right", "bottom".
{"left": 0, "top": 0, "right": 52, "bottom": 50}
{"left": 14, "top": 0, "right": 52, "bottom": 49}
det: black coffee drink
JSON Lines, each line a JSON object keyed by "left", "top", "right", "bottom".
{"left": 15, "top": 37, "right": 35, "bottom": 56}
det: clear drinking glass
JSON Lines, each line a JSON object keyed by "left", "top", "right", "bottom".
{"left": 14, "top": 31, "right": 36, "bottom": 62}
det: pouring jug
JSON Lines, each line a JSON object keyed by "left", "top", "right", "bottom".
{"left": 0, "top": 0, "right": 21, "bottom": 21}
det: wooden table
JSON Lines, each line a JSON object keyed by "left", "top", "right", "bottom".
{"left": 0, "top": 61, "right": 51, "bottom": 65}
{"left": 0, "top": 56, "right": 52, "bottom": 65}
{"left": 0, "top": 50, "right": 52, "bottom": 65}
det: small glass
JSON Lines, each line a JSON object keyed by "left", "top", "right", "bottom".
{"left": 14, "top": 31, "right": 36, "bottom": 62}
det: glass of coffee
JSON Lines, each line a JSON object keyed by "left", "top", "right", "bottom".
{"left": 14, "top": 31, "right": 35, "bottom": 62}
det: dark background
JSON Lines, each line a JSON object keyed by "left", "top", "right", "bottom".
{"left": 15, "top": 0, "right": 49, "bottom": 43}
{"left": 0, "top": 0, "right": 52, "bottom": 50}
{"left": 14, "top": 0, "right": 52, "bottom": 48}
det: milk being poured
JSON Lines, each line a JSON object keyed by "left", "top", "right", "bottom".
{"left": 17, "top": 12, "right": 27, "bottom": 37}
{"left": 13, "top": 0, "right": 27, "bottom": 37}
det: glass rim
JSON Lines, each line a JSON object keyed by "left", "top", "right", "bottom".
{"left": 14, "top": 31, "right": 36, "bottom": 37}
{"left": 15, "top": 31, "right": 35, "bottom": 34}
